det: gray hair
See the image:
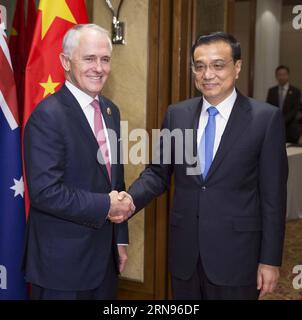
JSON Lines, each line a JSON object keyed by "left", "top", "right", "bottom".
{"left": 62, "top": 24, "right": 112, "bottom": 57}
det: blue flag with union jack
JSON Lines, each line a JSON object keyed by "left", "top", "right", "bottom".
{"left": 0, "top": 21, "right": 27, "bottom": 299}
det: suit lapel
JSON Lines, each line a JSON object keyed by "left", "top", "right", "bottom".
{"left": 56, "top": 85, "right": 111, "bottom": 185}
{"left": 205, "top": 92, "right": 252, "bottom": 181}
{"left": 99, "top": 96, "right": 118, "bottom": 188}
{"left": 274, "top": 87, "right": 279, "bottom": 107}
{"left": 283, "top": 85, "right": 293, "bottom": 110}
{"left": 185, "top": 98, "right": 204, "bottom": 185}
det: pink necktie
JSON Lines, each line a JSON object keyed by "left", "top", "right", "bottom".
{"left": 91, "top": 99, "right": 111, "bottom": 180}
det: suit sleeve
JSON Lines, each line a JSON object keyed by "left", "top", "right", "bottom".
{"left": 258, "top": 108, "right": 288, "bottom": 266}
{"left": 116, "top": 221, "right": 129, "bottom": 244}
{"left": 128, "top": 106, "right": 174, "bottom": 212}
{"left": 266, "top": 88, "right": 273, "bottom": 104}
{"left": 284, "top": 88, "right": 301, "bottom": 125}
{"left": 24, "top": 107, "right": 110, "bottom": 229}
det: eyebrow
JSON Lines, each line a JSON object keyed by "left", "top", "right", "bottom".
{"left": 194, "top": 58, "right": 227, "bottom": 63}
{"left": 82, "top": 54, "right": 96, "bottom": 58}
{"left": 82, "top": 54, "right": 111, "bottom": 58}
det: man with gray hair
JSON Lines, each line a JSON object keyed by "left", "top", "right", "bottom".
{"left": 23, "top": 24, "right": 134, "bottom": 299}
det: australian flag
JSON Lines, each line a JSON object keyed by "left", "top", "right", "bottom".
{"left": 0, "top": 21, "right": 27, "bottom": 299}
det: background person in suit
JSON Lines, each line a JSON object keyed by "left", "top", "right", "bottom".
{"left": 266, "top": 65, "right": 301, "bottom": 143}
{"left": 23, "top": 24, "right": 134, "bottom": 300}
{"left": 123, "top": 32, "right": 288, "bottom": 300}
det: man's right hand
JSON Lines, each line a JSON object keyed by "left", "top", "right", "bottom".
{"left": 107, "top": 191, "right": 135, "bottom": 223}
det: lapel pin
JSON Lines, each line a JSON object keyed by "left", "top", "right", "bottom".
{"left": 107, "top": 107, "right": 111, "bottom": 115}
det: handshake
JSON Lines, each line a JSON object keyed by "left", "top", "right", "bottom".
{"left": 107, "top": 191, "right": 135, "bottom": 223}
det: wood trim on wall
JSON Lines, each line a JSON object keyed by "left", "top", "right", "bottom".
{"left": 190, "top": 0, "right": 197, "bottom": 98}
{"left": 225, "top": 0, "right": 235, "bottom": 34}
{"left": 248, "top": 0, "right": 256, "bottom": 97}
{"left": 153, "top": 0, "right": 173, "bottom": 300}
{"left": 225, "top": 0, "right": 257, "bottom": 97}
{"left": 85, "top": 0, "right": 94, "bottom": 22}
{"left": 171, "top": 0, "right": 195, "bottom": 103}
{"left": 118, "top": 0, "right": 173, "bottom": 299}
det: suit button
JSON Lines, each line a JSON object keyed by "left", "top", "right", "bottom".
{"left": 202, "top": 186, "right": 206, "bottom": 191}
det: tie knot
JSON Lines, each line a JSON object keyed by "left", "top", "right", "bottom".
{"left": 207, "top": 106, "right": 219, "bottom": 117}
{"left": 91, "top": 99, "right": 100, "bottom": 110}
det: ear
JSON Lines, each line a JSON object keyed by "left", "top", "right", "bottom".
{"left": 235, "top": 59, "right": 242, "bottom": 80}
{"left": 59, "top": 53, "right": 70, "bottom": 72}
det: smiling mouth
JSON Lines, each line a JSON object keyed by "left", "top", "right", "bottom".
{"left": 88, "top": 75, "right": 103, "bottom": 81}
{"left": 202, "top": 83, "right": 218, "bottom": 89}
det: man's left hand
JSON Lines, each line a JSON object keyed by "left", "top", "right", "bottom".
{"left": 257, "top": 263, "right": 280, "bottom": 298}
{"left": 117, "top": 245, "right": 128, "bottom": 273}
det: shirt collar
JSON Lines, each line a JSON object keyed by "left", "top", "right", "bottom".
{"left": 202, "top": 88, "right": 237, "bottom": 120}
{"left": 279, "top": 83, "right": 289, "bottom": 91}
{"left": 65, "top": 80, "right": 99, "bottom": 110}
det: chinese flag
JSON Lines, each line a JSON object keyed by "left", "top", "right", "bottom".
{"left": 9, "top": 0, "right": 37, "bottom": 123}
{"left": 23, "top": 0, "right": 88, "bottom": 214}
{"left": 24, "top": 0, "right": 88, "bottom": 127}
{"left": 9, "top": 0, "right": 26, "bottom": 109}
{"left": 25, "top": 0, "right": 38, "bottom": 59}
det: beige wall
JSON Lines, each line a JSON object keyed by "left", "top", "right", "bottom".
{"left": 280, "top": 4, "right": 302, "bottom": 94}
{"left": 93, "top": 0, "right": 149, "bottom": 282}
{"left": 253, "top": 0, "right": 282, "bottom": 101}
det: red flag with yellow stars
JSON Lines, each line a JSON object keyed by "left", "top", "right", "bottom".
{"left": 9, "top": 0, "right": 26, "bottom": 95}
{"left": 23, "top": 0, "right": 88, "bottom": 215}
{"left": 25, "top": 0, "right": 38, "bottom": 60}
{"left": 24, "top": 0, "right": 88, "bottom": 127}
{"left": 9, "top": 0, "right": 37, "bottom": 124}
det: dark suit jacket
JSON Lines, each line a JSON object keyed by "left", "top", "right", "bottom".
{"left": 266, "top": 85, "right": 301, "bottom": 142}
{"left": 23, "top": 85, "right": 128, "bottom": 291}
{"left": 129, "top": 91, "right": 288, "bottom": 286}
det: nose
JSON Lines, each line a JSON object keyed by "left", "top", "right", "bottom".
{"left": 94, "top": 58, "right": 104, "bottom": 72}
{"left": 203, "top": 65, "right": 215, "bottom": 79}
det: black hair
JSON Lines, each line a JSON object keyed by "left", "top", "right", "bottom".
{"left": 275, "top": 65, "right": 290, "bottom": 74}
{"left": 191, "top": 32, "right": 241, "bottom": 62}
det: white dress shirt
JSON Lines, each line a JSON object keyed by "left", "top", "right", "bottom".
{"left": 197, "top": 88, "right": 237, "bottom": 161}
{"left": 279, "top": 82, "right": 289, "bottom": 109}
{"left": 65, "top": 80, "right": 112, "bottom": 163}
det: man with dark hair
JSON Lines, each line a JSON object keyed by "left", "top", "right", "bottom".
{"left": 267, "top": 65, "right": 301, "bottom": 143}
{"left": 122, "top": 32, "right": 288, "bottom": 300}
